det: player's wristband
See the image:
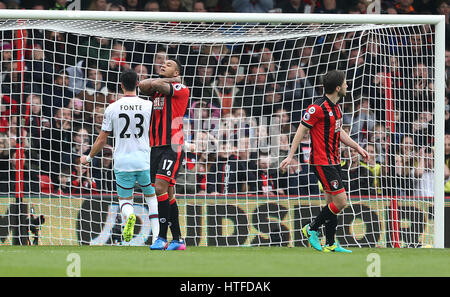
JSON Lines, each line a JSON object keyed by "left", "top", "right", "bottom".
{"left": 85, "top": 155, "right": 93, "bottom": 163}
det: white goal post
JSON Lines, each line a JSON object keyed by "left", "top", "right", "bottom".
{"left": 0, "top": 10, "right": 445, "bottom": 248}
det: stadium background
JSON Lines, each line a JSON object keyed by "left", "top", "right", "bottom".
{"left": 0, "top": 0, "right": 449, "bottom": 248}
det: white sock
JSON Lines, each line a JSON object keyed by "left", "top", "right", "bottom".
{"left": 119, "top": 199, "right": 134, "bottom": 221}
{"left": 145, "top": 195, "right": 159, "bottom": 243}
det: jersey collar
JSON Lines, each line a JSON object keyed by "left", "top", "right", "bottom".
{"left": 324, "top": 95, "right": 341, "bottom": 107}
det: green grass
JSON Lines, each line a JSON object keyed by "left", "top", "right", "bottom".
{"left": 0, "top": 246, "right": 449, "bottom": 277}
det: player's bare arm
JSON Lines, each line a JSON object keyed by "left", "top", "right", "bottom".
{"left": 138, "top": 78, "right": 156, "bottom": 96}
{"left": 151, "top": 77, "right": 181, "bottom": 95}
{"left": 280, "top": 124, "right": 310, "bottom": 170}
{"left": 80, "top": 130, "right": 110, "bottom": 164}
{"left": 138, "top": 77, "right": 181, "bottom": 96}
{"left": 340, "top": 129, "right": 370, "bottom": 162}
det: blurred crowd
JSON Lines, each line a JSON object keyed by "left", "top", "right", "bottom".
{"left": 0, "top": 0, "right": 449, "bottom": 199}
{"left": 0, "top": 0, "right": 446, "bottom": 16}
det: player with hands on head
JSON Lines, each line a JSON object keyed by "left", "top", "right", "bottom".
{"left": 280, "top": 70, "right": 369, "bottom": 253}
{"left": 80, "top": 69, "right": 159, "bottom": 245}
{"left": 139, "top": 58, "right": 190, "bottom": 251}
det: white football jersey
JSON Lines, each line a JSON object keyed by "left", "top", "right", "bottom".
{"left": 102, "top": 96, "right": 153, "bottom": 172}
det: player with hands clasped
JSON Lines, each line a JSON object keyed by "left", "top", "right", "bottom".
{"left": 81, "top": 69, "right": 159, "bottom": 244}
{"left": 280, "top": 70, "right": 369, "bottom": 253}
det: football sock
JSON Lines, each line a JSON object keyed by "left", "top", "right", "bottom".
{"left": 157, "top": 192, "right": 170, "bottom": 239}
{"left": 324, "top": 211, "right": 338, "bottom": 246}
{"left": 145, "top": 194, "right": 159, "bottom": 243}
{"left": 169, "top": 197, "right": 182, "bottom": 241}
{"left": 310, "top": 202, "right": 339, "bottom": 231}
{"left": 119, "top": 199, "right": 134, "bottom": 220}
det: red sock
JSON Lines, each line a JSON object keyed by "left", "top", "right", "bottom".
{"left": 328, "top": 202, "right": 340, "bottom": 215}
{"left": 169, "top": 196, "right": 176, "bottom": 205}
{"left": 157, "top": 192, "right": 169, "bottom": 202}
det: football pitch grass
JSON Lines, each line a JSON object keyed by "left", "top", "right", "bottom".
{"left": 1, "top": 246, "right": 450, "bottom": 277}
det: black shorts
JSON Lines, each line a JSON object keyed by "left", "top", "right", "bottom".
{"left": 150, "top": 145, "right": 184, "bottom": 187}
{"left": 311, "top": 164, "right": 346, "bottom": 195}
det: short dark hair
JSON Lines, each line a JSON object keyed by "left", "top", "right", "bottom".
{"left": 169, "top": 57, "right": 183, "bottom": 76}
{"left": 322, "top": 70, "right": 345, "bottom": 94}
{"left": 120, "top": 69, "right": 138, "bottom": 91}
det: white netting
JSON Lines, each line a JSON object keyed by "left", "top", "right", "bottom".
{"left": 0, "top": 17, "right": 438, "bottom": 247}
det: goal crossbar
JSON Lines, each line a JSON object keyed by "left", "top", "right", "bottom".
{"left": 0, "top": 10, "right": 445, "bottom": 25}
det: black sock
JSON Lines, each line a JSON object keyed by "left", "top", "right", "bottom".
{"left": 310, "top": 205, "right": 334, "bottom": 231}
{"left": 324, "top": 213, "right": 338, "bottom": 246}
{"left": 169, "top": 201, "right": 182, "bottom": 241}
{"left": 157, "top": 197, "right": 170, "bottom": 239}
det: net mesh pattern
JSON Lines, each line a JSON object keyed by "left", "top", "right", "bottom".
{"left": 0, "top": 19, "right": 437, "bottom": 247}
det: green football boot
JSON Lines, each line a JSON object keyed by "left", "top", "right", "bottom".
{"left": 323, "top": 241, "right": 352, "bottom": 253}
{"left": 302, "top": 224, "right": 322, "bottom": 251}
{"left": 123, "top": 214, "right": 136, "bottom": 242}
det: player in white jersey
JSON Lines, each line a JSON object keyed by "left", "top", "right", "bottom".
{"left": 81, "top": 69, "right": 159, "bottom": 244}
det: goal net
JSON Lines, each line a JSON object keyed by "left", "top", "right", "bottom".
{"left": 0, "top": 11, "right": 445, "bottom": 248}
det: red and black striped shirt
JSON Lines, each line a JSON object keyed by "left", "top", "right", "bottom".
{"left": 301, "top": 96, "right": 343, "bottom": 165}
{"left": 150, "top": 82, "right": 189, "bottom": 147}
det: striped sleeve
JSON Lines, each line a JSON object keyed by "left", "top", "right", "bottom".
{"left": 301, "top": 105, "right": 321, "bottom": 128}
